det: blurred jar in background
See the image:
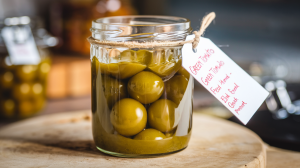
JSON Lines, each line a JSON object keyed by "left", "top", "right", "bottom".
{"left": 0, "top": 17, "right": 57, "bottom": 119}
{"left": 0, "top": 54, "right": 51, "bottom": 119}
{"left": 51, "top": 0, "right": 137, "bottom": 55}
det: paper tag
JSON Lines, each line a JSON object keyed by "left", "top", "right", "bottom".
{"left": 1, "top": 25, "right": 40, "bottom": 65}
{"left": 182, "top": 35, "right": 269, "bottom": 124}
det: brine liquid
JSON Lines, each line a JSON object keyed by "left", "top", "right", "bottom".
{"left": 91, "top": 46, "right": 193, "bottom": 156}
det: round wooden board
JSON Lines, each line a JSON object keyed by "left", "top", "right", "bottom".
{"left": 0, "top": 111, "right": 266, "bottom": 168}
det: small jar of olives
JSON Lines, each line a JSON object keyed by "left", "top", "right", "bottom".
{"left": 0, "top": 51, "right": 51, "bottom": 119}
{"left": 89, "top": 16, "right": 193, "bottom": 157}
{"left": 0, "top": 17, "right": 54, "bottom": 119}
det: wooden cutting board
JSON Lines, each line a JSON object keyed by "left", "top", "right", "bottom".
{"left": 0, "top": 111, "right": 266, "bottom": 168}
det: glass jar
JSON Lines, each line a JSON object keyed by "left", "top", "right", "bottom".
{"left": 0, "top": 50, "right": 51, "bottom": 119}
{"left": 0, "top": 17, "right": 54, "bottom": 119}
{"left": 90, "top": 16, "right": 193, "bottom": 157}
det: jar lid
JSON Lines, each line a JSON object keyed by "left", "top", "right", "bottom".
{"left": 91, "top": 15, "right": 191, "bottom": 42}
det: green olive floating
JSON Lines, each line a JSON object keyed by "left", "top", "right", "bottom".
{"left": 15, "top": 65, "right": 38, "bottom": 82}
{"left": 108, "top": 62, "right": 146, "bottom": 79}
{"left": 148, "top": 99, "right": 177, "bottom": 133}
{"left": 128, "top": 71, "right": 164, "bottom": 104}
{"left": 148, "top": 52, "right": 182, "bottom": 78}
{"left": 136, "top": 50, "right": 153, "bottom": 66}
{"left": 110, "top": 98, "right": 147, "bottom": 137}
{"left": 134, "top": 128, "right": 166, "bottom": 140}
{"left": 118, "top": 49, "right": 153, "bottom": 66}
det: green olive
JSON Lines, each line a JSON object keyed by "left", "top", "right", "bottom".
{"left": 37, "top": 58, "right": 51, "bottom": 81}
{"left": 128, "top": 71, "right": 164, "bottom": 104}
{"left": 101, "top": 75, "right": 127, "bottom": 109}
{"left": 148, "top": 99, "right": 177, "bottom": 133}
{"left": 119, "top": 49, "right": 153, "bottom": 66}
{"left": 148, "top": 52, "right": 182, "bottom": 78}
{"left": 91, "top": 56, "right": 111, "bottom": 76}
{"left": 15, "top": 65, "right": 38, "bottom": 81}
{"left": 165, "top": 75, "right": 189, "bottom": 105}
{"left": 177, "top": 66, "right": 190, "bottom": 79}
{"left": 136, "top": 50, "right": 153, "bottom": 66}
{"left": 107, "top": 50, "right": 146, "bottom": 79}
{"left": 1, "top": 99, "right": 15, "bottom": 118}
{"left": 12, "top": 83, "right": 32, "bottom": 100}
{"left": 119, "top": 50, "right": 136, "bottom": 61}
{"left": 134, "top": 128, "right": 166, "bottom": 140}
{"left": 108, "top": 62, "right": 146, "bottom": 79}
{"left": 31, "top": 82, "right": 45, "bottom": 97}
{"left": 93, "top": 50, "right": 150, "bottom": 79}
{"left": 18, "top": 100, "right": 34, "bottom": 118}
{"left": 0, "top": 71, "right": 14, "bottom": 89}
{"left": 110, "top": 98, "right": 147, "bottom": 136}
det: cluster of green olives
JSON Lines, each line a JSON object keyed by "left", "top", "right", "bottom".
{"left": 0, "top": 57, "right": 51, "bottom": 119}
{"left": 92, "top": 48, "right": 191, "bottom": 141}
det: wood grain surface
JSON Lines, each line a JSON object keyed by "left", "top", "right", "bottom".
{"left": 266, "top": 145, "right": 300, "bottom": 168}
{"left": 0, "top": 111, "right": 266, "bottom": 168}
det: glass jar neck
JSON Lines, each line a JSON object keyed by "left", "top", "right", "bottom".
{"left": 91, "top": 15, "right": 192, "bottom": 42}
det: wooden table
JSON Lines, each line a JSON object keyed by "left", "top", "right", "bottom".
{"left": 266, "top": 146, "right": 300, "bottom": 168}
{"left": 0, "top": 111, "right": 267, "bottom": 168}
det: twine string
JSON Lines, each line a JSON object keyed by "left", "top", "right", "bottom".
{"left": 88, "top": 12, "right": 216, "bottom": 49}
{"left": 192, "top": 12, "right": 216, "bottom": 51}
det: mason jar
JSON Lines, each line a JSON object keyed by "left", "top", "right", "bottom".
{"left": 0, "top": 17, "right": 54, "bottom": 119}
{"left": 89, "top": 16, "right": 193, "bottom": 157}
{"left": 0, "top": 49, "right": 51, "bottom": 119}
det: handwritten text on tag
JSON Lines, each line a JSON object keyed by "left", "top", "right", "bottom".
{"left": 182, "top": 35, "right": 269, "bottom": 124}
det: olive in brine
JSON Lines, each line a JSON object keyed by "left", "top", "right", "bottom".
{"left": 15, "top": 65, "right": 38, "bottom": 81}
{"left": 91, "top": 56, "right": 110, "bottom": 75}
{"left": 108, "top": 62, "right": 146, "bottom": 79}
{"left": 134, "top": 128, "right": 166, "bottom": 140}
{"left": 148, "top": 51, "right": 182, "bottom": 78}
{"left": 101, "top": 75, "right": 127, "bottom": 109}
{"left": 18, "top": 100, "right": 34, "bottom": 118}
{"left": 12, "top": 83, "right": 32, "bottom": 100}
{"left": 1, "top": 99, "right": 16, "bottom": 118}
{"left": 148, "top": 99, "right": 177, "bottom": 133}
{"left": 165, "top": 75, "right": 189, "bottom": 105}
{"left": 37, "top": 58, "right": 51, "bottom": 81}
{"left": 110, "top": 98, "right": 147, "bottom": 137}
{"left": 148, "top": 60, "right": 181, "bottom": 78}
{"left": 32, "top": 83, "right": 45, "bottom": 97}
{"left": 128, "top": 71, "right": 164, "bottom": 104}
{"left": 136, "top": 50, "right": 153, "bottom": 66}
{"left": 177, "top": 66, "right": 190, "bottom": 79}
{"left": 119, "top": 50, "right": 136, "bottom": 62}
{"left": 0, "top": 71, "right": 14, "bottom": 89}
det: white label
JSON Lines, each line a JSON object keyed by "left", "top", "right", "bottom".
{"left": 182, "top": 35, "right": 269, "bottom": 124}
{"left": 1, "top": 25, "right": 40, "bottom": 65}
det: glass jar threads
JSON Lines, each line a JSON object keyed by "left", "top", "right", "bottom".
{"left": 89, "top": 16, "right": 193, "bottom": 157}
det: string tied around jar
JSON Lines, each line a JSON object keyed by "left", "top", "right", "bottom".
{"left": 88, "top": 12, "right": 216, "bottom": 51}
